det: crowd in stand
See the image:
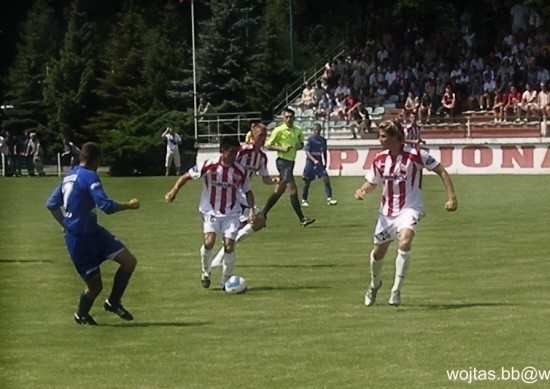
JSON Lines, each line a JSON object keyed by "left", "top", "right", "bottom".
{"left": 296, "top": 3, "right": 549, "bottom": 133}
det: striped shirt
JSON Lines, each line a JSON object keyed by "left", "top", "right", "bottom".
{"left": 189, "top": 156, "right": 251, "bottom": 217}
{"left": 237, "top": 143, "right": 269, "bottom": 179}
{"left": 365, "top": 145, "right": 439, "bottom": 217}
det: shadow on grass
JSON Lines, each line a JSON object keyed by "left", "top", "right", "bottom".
{"left": 410, "top": 302, "right": 513, "bottom": 310}
{"left": 101, "top": 321, "right": 211, "bottom": 328}
{"left": 246, "top": 285, "right": 329, "bottom": 292}
{"left": 0, "top": 258, "right": 54, "bottom": 263}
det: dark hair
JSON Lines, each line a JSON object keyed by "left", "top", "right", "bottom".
{"left": 283, "top": 107, "right": 295, "bottom": 116}
{"left": 219, "top": 136, "right": 240, "bottom": 152}
{"left": 80, "top": 142, "right": 101, "bottom": 164}
{"left": 378, "top": 120, "right": 405, "bottom": 143}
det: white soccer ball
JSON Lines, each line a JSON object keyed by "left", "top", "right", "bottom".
{"left": 224, "top": 275, "right": 248, "bottom": 294}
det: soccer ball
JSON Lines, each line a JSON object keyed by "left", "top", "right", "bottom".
{"left": 224, "top": 275, "right": 247, "bottom": 294}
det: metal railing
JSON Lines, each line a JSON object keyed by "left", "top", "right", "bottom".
{"left": 194, "top": 111, "right": 262, "bottom": 146}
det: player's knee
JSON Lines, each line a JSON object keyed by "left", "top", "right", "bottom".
{"left": 224, "top": 243, "right": 235, "bottom": 254}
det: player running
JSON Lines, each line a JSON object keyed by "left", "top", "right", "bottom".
{"left": 354, "top": 120, "right": 458, "bottom": 307}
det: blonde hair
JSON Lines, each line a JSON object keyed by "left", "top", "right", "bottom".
{"left": 378, "top": 120, "right": 405, "bottom": 143}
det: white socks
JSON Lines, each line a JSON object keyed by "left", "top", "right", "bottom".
{"left": 370, "top": 250, "right": 384, "bottom": 289}
{"left": 236, "top": 224, "right": 255, "bottom": 243}
{"left": 221, "top": 251, "right": 236, "bottom": 285}
{"left": 200, "top": 245, "right": 213, "bottom": 275}
{"left": 392, "top": 249, "right": 412, "bottom": 292}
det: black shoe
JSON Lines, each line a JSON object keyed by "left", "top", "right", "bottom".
{"left": 74, "top": 312, "right": 98, "bottom": 325}
{"left": 201, "top": 274, "right": 211, "bottom": 288}
{"left": 300, "top": 217, "right": 316, "bottom": 227}
{"left": 104, "top": 299, "right": 134, "bottom": 320}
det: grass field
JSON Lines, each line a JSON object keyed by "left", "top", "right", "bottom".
{"left": 1, "top": 174, "right": 549, "bottom": 388}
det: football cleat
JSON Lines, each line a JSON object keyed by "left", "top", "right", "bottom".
{"left": 364, "top": 281, "right": 382, "bottom": 306}
{"left": 301, "top": 200, "right": 309, "bottom": 207}
{"left": 389, "top": 289, "right": 401, "bottom": 306}
{"left": 74, "top": 312, "right": 98, "bottom": 325}
{"left": 104, "top": 299, "right": 134, "bottom": 320}
{"left": 201, "top": 273, "right": 211, "bottom": 289}
{"left": 327, "top": 198, "right": 338, "bottom": 205}
{"left": 300, "top": 217, "right": 315, "bottom": 227}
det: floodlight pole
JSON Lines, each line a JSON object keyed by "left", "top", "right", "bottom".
{"left": 191, "top": 0, "right": 198, "bottom": 139}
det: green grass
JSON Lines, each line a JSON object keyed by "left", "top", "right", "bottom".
{"left": 1, "top": 175, "right": 549, "bottom": 388}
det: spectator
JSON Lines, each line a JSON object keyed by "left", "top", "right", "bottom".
{"left": 28, "top": 132, "right": 45, "bottom": 177}
{"left": 491, "top": 88, "right": 507, "bottom": 122}
{"left": 299, "top": 82, "right": 316, "bottom": 110}
{"left": 519, "top": 83, "right": 538, "bottom": 121}
{"left": 418, "top": 91, "right": 433, "bottom": 124}
{"left": 436, "top": 85, "right": 457, "bottom": 121}
{"left": 503, "top": 85, "right": 522, "bottom": 122}
{"left": 348, "top": 101, "right": 372, "bottom": 138}
{"left": 481, "top": 73, "right": 497, "bottom": 110}
{"left": 162, "top": 127, "right": 182, "bottom": 176}
{"left": 533, "top": 82, "right": 549, "bottom": 119}
{"left": 62, "top": 138, "right": 81, "bottom": 169}
{"left": 22, "top": 131, "right": 35, "bottom": 177}
{"left": 315, "top": 94, "right": 333, "bottom": 119}
{"left": 403, "top": 91, "right": 419, "bottom": 116}
{"left": 467, "top": 77, "right": 485, "bottom": 111}
{"left": 198, "top": 96, "right": 215, "bottom": 118}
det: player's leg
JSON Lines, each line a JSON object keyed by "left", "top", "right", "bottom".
{"left": 76, "top": 274, "right": 103, "bottom": 325}
{"left": 220, "top": 216, "right": 240, "bottom": 287}
{"left": 262, "top": 159, "right": 286, "bottom": 216}
{"left": 173, "top": 151, "right": 181, "bottom": 175}
{"left": 301, "top": 179, "right": 311, "bottom": 206}
{"left": 165, "top": 152, "right": 172, "bottom": 176}
{"left": 321, "top": 173, "right": 337, "bottom": 205}
{"left": 389, "top": 209, "right": 420, "bottom": 306}
{"left": 200, "top": 232, "right": 216, "bottom": 288}
{"left": 364, "top": 215, "right": 394, "bottom": 306}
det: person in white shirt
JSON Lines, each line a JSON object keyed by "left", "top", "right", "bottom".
{"left": 519, "top": 83, "right": 538, "bottom": 121}
{"left": 162, "top": 127, "right": 182, "bottom": 176}
{"left": 354, "top": 120, "right": 457, "bottom": 307}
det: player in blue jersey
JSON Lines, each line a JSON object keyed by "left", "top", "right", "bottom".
{"left": 301, "top": 123, "right": 338, "bottom": 207}
{"left": 46, "top": 142, "right": 140, "bottom": 325}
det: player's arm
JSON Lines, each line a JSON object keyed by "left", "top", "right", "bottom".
{"left": 432, "top": 164, "right": 458, "bottom": 212}
{"left": 354, "top": 180, "right": 377, "bottom": 200}
{"left": 45, "top": 184, "right": 64, "bottom": 228}
{"left": 89, "top": 180, "right": 139, "bottom": 214}
{"left": 165, "top": 172, "right": 193, "bottom": 203}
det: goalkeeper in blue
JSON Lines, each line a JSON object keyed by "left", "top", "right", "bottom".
{"left": 46, "top": 142, "right": 140, "bottom": 325}
{"left": 301, "top": 123, "right": 338, "bottom": 207}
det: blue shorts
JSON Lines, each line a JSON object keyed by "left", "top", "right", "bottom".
{"left": 303, "top": 161, "right": 328, "bottom": 181}
{"left": 276, "top": 158, "right": 296, "bottom": 184}
{"left": 65, "top": 226, "right": 125, "bottom": 280}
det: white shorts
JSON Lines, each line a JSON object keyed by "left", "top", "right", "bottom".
{"left": 202, "top": 213, "right": 240, "bottom": 240}
{"left": 165, "top": 151, "right": 181, "bottom": 168}
{"left": 373, "top": 208, "right": 423, "bottom": 245}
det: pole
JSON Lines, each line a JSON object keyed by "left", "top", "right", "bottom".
{"left": 191, "top": 0, "right": 198, "bottom": 140}
{"left": 57, "top": 153, "right": 62, "bottom": 177}
{"left": 289, "top": 0, "right": 294, "bottom": 68}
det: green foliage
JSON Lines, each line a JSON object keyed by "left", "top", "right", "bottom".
{"left": 2, "top": 0, "right": 57, "bottom": 145}
{"left": 100, "top": 109, "right": 194, "bottom": 176}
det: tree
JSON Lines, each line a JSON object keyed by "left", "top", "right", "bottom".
{"left": 2, "top": 0, "right": 57, "bottom": 142}
{"left": 196, "top": 0, "right": 259, "bottom": 113}
{"left": 43, "top": 0, "right": 103, "bottom": 145}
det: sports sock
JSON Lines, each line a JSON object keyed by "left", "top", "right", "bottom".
{"left": 302, "top": 182, "right": 310, "bottom": 201}
{"left": 392, "top": 249, "right": 412, "bottom": 291}
{"left": 200, "top": 245, "right": 213, "bottom": 275}
{"left": 236, "top": 223, "right": 255, "bottom": 242}
{"left": 108, "top": 268, "right": 132, "bottom": 305}
{"left": 324, "top": 183, "right": 333, "bottom": 198}
{"left": 262, "top": 192, "right": 282, "bottom": 217}
{"left": 77, "top": 292, "right": 95, "bottom": 316}
{"left": 290, "top": 193, "right": 305, "bottom": 220}
{"left": 211, "top": 247, "right": 225, "bottom": 268}
{"left": 370, "top": 250, "right": 384, "bottom": 289}
{"left": 221, "top": 251, "right": 236, "bottom": 285}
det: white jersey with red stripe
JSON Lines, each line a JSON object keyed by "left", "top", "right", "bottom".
{"left": 365, "top": 145, "right": 439, "bottom": 217}
{"left": 237, "top": 143, "right": 269, "bottom": 179}
{"left": 404, "top": 123, "right": 421, "bottom": 142}
{"left": 188, "top": 156, "right": 251, "bottom": 217}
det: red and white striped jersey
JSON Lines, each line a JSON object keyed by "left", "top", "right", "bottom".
{"left": 237, "top": 143, "right": 269, "bottom": 179}
{"left": 188, "top": 156, "right": 251, "bottom": 217}
{"left": 404, "top": 123, "right": 421, "bottom": 142}
{"left": 365, "top": 145, "right": 439, "bottom": 217}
